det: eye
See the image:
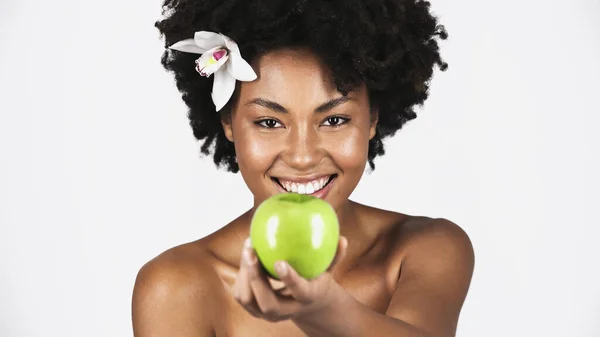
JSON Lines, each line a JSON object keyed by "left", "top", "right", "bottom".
{"left": 321, "top": 116, "right": 350, "bottom": 127}
{"left": 255, "top": 119, "right": 283, "bottom": 128}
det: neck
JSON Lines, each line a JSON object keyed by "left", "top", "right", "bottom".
{"left": 333, "top": 199, "right": 362, "bottom": 239}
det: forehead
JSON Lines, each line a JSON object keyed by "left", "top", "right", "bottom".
{"left": 237, "top": 48, "right": 341, "bottom": 103}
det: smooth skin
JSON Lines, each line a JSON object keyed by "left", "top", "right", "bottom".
{"left": 132, "top": 48, "right": 475, "bottom": 337}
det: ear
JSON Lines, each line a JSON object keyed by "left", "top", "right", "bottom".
{"left": 220, "top": 112, "right": 234, "bottom": 142}
{"left": 369, "top": 109, "right": 379, "bottom": 140}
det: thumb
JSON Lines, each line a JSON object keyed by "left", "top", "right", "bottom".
{"left": 275, "top": 261, "right": 312, "bottom": 303}
{"left": 326, "top": 236, "right": 348, "bottom": 272}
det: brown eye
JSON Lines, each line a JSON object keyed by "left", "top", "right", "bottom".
{"left": 322, "top": 116, "right": 350, "bottom": 127}
{"left": 255, "top": 119, "right": 283, "bottom": 128}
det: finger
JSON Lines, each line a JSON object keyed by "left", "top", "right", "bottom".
{"left": 326, "top": 236, "right": 348, "bottom": 272}
{"left": 275, "top": 286, "right": 293, "bottom": 297}
{"left": 274, "top": 261, "right": 313, "bottom": 303}
{"left": 247, "top": 250, "right": 287, "bottom": 319}
{"left": 247, "top": 251, "right": 301, "bottom": 321}
{"left": 233, "top": 239, "right": 261, "bottom": 317}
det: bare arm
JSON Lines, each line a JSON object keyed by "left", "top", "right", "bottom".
{"left": 292, "top": 218, "right": 475, "bottom": 337}
{"left": 131, "top": 251, "right": 216, "bottom": 337}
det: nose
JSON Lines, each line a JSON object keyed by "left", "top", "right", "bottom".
{"left": 282, "top": 125, "right": 323, "bottom": 171}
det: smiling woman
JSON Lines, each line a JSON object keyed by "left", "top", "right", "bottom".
{"left": 225, "top": 49, "right": 376, "bottom": 209}
{"left": 131, "top": 1, "right": 474, "bottom": 337}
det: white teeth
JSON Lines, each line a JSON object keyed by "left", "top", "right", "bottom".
{"left": 278, "top": 176, "right": 332, "bottom": 194}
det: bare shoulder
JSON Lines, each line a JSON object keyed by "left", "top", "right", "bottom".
{"left": 397, "top": 216, "right": 475, "bottom": 262}
{"left": 132, "top": 241, "right": 222, "bottom": 337}
{"left": 396, "top": 216, "right": 472, "bottom": 248}
{"left": 357, "top": 203, "right": 474, "bottom": 267}
{"left": 383, "top": 212, "right": 475, "bottom": 273}
{"left": 385, "top": 215, "right": 475, "bottom": 336}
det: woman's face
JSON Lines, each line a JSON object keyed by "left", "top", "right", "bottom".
{"left": 222, "top": 48, "right": 377, "bottom": 211}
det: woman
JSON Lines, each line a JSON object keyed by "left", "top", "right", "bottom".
{"left": 132, "top": 1, "right": 474, "bottom": 336}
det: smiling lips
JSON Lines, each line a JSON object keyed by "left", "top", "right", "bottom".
{"left": 272, "top": 175, "right": 337, "bottom": 195}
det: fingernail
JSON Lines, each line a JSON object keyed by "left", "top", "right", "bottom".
{"left": 244, "top": 248, "right": 256, "bottom": 265}
{"left": 244, "top": 238, "right": 252, "bottom": 249}
{"left": 275, "top": 261, "right": 288, "bottom": 277}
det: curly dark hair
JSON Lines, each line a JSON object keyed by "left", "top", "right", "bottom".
{"left": 155, "top": 0, "right": 448, "bottom": 173}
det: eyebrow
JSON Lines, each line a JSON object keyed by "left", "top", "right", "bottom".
{"left": 246, "top": 96, "right": 351, "bottom": 113}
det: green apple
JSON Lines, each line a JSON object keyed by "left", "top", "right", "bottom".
{"left": 250, "top": 192, "right": 340, "bottom": 280}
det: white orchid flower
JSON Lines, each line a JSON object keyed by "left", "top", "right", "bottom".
{"left": 169, "top": 31, "right": 257, "bottom": 111}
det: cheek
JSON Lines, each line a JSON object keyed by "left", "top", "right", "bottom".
{"left": 235, "top": 136, "right": 275, "bottom": 170}
{"left": 232, "top": 123, "right": 279, "bottom": 183}
{"left": 328, "top": 128, "right": 370, "bottom": 172}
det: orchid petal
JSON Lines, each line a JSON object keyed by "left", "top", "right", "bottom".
{"left": 168, "top": 39, "right": 206, "bottom": 54}
{"left": 226, "top": 53, "right": 257, "bottom": 81}
{"left": 212, "top": 69, "right": 236, "bottom": 111}
{"left": 221, "top": 34, "right": 241, "bottom": 55}
{"left": 194, "top": 31, "right": 227, "bottom": 52}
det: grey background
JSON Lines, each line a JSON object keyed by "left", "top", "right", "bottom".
{"left": 1, "top": 0, "right": 598, "bottom": 336}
